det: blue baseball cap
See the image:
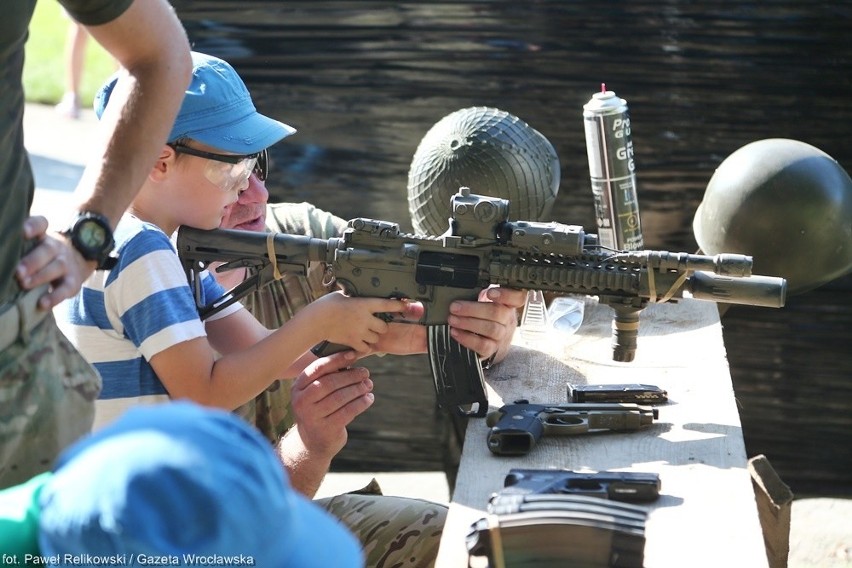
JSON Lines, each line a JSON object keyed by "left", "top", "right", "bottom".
{"left": 95, "top": 51, "right": 296, "bottom": 153}
{"left": 37, "top": 402, "right": 363, "bottom": 567}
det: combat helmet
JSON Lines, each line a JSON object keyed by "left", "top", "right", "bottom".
{"left": 407, "top": 107, "right": 560, "bottom": 235}
{"left": 693, "top": 138, "right": 852, "bottom": 295}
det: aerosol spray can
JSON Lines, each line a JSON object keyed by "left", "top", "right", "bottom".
{"left": 583, "top": 86, "right": 643, "bottom": 251}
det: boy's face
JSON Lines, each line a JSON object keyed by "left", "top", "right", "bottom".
{"left": 170, "top": 141, "right": 255, "bottom": 230}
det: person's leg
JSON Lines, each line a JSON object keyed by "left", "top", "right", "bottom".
{"left": 233, "top": 380, "right": 294, "bottom": 445}
{"left": 0, "top": 310, "right": 101, "bottom": 488}
{"left": 317, "top": 492, "right": 447, "bottom": 568}
{"left": 66, "top": 23, "right": 89, "bottom": 99}
{"left": 55, "top": 21, "right": 89, "bottom": 119}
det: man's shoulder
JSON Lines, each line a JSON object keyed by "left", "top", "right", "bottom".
{"left": 265, "top": 202, "right": 348, "bottom": 238}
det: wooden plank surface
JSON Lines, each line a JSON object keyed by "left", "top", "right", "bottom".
{"left": 436, "top": 297, "right": 769, "bottom": 568}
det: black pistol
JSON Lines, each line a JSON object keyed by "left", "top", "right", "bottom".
{"left": 486, "top": 400, "right": 658, "bottom": 456}
{"left": 496, "top": 468, "right": 661, "bottom": 504}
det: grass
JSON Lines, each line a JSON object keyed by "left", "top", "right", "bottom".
{"left": 23, "top": 1, "right": 117, "bottom": 106}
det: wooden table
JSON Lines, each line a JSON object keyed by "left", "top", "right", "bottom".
{"left": 435, "top": 297, "right": 769, "bottom": 567}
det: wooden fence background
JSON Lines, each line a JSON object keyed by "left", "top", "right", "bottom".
{"left": 173, "top": 1, "right": 852, "bottom": 496}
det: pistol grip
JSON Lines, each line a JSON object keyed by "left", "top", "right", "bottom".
{"left": 311, "top": 311, "right": 399, "bottom": 357}
{"left": 311, "top": 341, "right": 351, "bottom": 357}
{"left": 487, "top": 409, "right": 545, "bottom": 456}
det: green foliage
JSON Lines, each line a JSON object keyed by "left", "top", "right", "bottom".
{"left": 23, "top": 1, "right": 117, "bottom": 106}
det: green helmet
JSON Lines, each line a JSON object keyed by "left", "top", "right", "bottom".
{"left": 407, "top": 107, "right": 560, "bottom": 235}
{"left": 693, "top": 138, "right": 852, "bottom": 295}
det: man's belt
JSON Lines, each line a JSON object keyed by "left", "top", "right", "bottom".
{"left": 0, "top": 285, "right": 51, "bottom": 352}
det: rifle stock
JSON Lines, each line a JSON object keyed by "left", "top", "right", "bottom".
{"left": 176, "top": 187, "right": 787, "bottom": 417}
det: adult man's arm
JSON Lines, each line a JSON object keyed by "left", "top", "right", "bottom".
{"left": 15, "top": 0, "right": 192, "bottom": 309}
{"left": 278, "top": 352, "right": 374, "bottom": 497}
{"left": 276, "top": 289, "right": 523, "bottom": 497}
{"left": 74, "top": 0, "right": 191, "bottom": 224}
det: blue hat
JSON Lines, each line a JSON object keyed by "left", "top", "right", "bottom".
{"left": 37, "top": 402, "right": 363, "bottom": 567}
{"left": 95, "top": 51, "right": 296, "bottom": 153}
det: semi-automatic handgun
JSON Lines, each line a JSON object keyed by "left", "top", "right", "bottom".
{"left": 494, "top": 468, "right": 661, "bottom": 505}
{"left": 486, "top": 400, "right": 658, "bottom": 456}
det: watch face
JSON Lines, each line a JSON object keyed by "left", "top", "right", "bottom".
{"left": 79, "top": 219, "right": 107, "bottom": 249}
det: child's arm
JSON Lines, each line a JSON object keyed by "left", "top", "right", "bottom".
{"left": 150, "top": 293, "right": 405, "bottom": 409}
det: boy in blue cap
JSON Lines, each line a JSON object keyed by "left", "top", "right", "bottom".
{"left": 0, "top": 401, "right": 363, "bottom": 566}
{"left": 56, "top": 52, "right": 408, "bottom": 428}
{"left": 61, "top": 52, "right": 448, "bottom": 566}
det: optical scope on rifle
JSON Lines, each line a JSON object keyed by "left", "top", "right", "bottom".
{"left": 176, "top": 187, "right": 786, "bottom": 417}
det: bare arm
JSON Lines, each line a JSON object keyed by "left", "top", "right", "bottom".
{"left": 76, "top": 0, "right": 192, "bottom": 225}
{"left": 277, "top": 352, "right": 374, "bottom": 497}
{"left": 149, "top": 294, "right": 406, "bottom": 409}
{"left": 16, "top": 0, "right": 192, "bottom": 309}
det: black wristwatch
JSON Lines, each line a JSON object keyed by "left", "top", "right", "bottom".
{"left": 62, "top": 211, "right": 117, "bottom": 270}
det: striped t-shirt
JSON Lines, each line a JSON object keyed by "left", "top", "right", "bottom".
{"left": 56, "top": 215, "right": 241, "bottom": 429}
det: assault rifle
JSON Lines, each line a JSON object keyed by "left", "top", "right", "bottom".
{"left": 176, "top": 187, "right": 786, "bottom": 417}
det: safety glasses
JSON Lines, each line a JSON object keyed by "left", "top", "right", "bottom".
{"left": 254, "top": 147, "right": 269, "bottom": 182}
{"left": 170, "top": 144, "right": 269, "bottom": 191}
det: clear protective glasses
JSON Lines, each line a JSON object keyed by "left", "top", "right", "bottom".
{"left": 170, "top": 144, "right": 269, "bottom": 192}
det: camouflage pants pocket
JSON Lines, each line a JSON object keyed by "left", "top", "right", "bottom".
{"left": 0, "top": 314, "right": 101, "bottom": 488}
{"left": 317, "top": 493, "right": 447, "bottom": 568}
{"left": 234, "top": 380, "right": 294, "bottom": 445}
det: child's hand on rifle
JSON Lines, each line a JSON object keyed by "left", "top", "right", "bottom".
{"left": 305, "top": 291, "right": 408, "bottom": 353}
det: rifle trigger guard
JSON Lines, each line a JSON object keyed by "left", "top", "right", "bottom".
{"left": 322, "top": 265, "right": 336, "bottom": 287}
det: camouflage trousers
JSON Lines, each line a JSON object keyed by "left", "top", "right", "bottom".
{"left": 234, "top": 378, "right": 293, "bottom": 444}
{"left": 237, "top": 392, "right": 446, "bottom": 567}
{"left": 0, "top": 291, "right": 101, "bottom": 489}
{"left": 317, "top": 480, "right": 447, "bottom": 568}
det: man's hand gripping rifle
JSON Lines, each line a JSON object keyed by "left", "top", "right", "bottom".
{"left": 176, "top": 187, "right": 786, "bottom": 418}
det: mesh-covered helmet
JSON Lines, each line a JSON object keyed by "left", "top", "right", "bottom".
{"left": 693, "top": 138, "right": 852, "bottom": 295}
{"left": 407, "top": 107, "right": 560, "bottom": 235}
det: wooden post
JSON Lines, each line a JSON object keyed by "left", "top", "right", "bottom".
{"left": 749, "top": 454, "right": 794, "bottom": 568}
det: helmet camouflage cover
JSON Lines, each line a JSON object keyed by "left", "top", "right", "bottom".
{"left": 407, "top": 107, "right": 560, "bottom": 235}
{"left": 693, "top": 138, "right": 852, "bottom": 295}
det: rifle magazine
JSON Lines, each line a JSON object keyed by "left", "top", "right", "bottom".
{"left": 427, "top": 324, "right": 488, "bottom": 417}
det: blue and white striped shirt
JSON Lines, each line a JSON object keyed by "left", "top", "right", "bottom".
{"left": 57, "top": 215, "right": 241, "bottom": 429}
